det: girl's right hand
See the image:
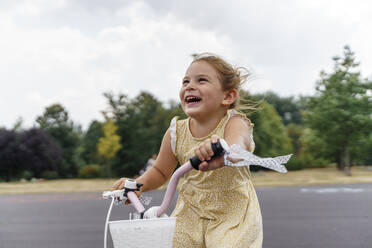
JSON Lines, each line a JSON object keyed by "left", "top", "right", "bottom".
{"left": 112, "top": 177, "right": 141, "bottom": 204}
{"left": 112, "top": 177, "right": 127, "bottom": 190}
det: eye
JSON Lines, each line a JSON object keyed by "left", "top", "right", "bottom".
{"left": 182, "top": 79, "right": 189, "bottom": 85}
{"left": 198, "top": 77, "right": 208, "bottom": 83}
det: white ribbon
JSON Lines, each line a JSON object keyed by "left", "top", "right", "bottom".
{"left": 224, "top": 144, "right": 292, "bottom": 173}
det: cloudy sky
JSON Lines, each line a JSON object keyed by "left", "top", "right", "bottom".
{"left": 1, "top": 0, "right": 371, "bottom": 130}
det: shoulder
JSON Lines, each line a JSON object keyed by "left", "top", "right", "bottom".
{"left": 225, "top": 110, "right": 253, "bottom": 132}
{"left": 224, "top": 110, "right": 255, "bottom": 152}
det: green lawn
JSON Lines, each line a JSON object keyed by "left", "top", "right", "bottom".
{"left": 1, "top": 166, "right": 372, "bottom": 195}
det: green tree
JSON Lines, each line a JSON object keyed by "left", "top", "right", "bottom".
{"left": 248, "top": 101, "right": 293, "bottom": 157}
{"left": 297, "top": 127, "right": 330, "bottom": 168}
{"left": 36, "top": 104, "right": 82, "bottom": 178}
{"left": 286, "top": 123, "right": 303, "bottom": 156}
{"left": 81, "top": 120, "right": 103, "bottom": 165}
{"left": 253, "top": 91, "right": 304, "bottom": 125}
{"left": 305, "top": 46, "right": 372, "bottom": 173}
{"left": 103, "top": 91, "right": 177, "bottom": 176}
{"left": 97, "top": 119, "right": 122, "bottom": 177}
{"left": 12, "top": 117, "right": 24, "bottom": 132}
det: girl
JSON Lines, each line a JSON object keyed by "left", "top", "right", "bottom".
{"left": 112, "top": 53, "right": 262, "bottom": 247}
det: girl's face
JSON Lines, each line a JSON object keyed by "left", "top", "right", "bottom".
{"left": 179, "top": 61, "right": 228, "bottom": 119}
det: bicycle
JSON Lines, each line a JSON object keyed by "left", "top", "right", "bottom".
{"left": 102, "top": 139, "right": 291, "bottom": 248}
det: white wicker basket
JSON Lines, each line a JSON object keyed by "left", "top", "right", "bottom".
{"left": 109, "top": 217, "right": 176, "bottom": 248}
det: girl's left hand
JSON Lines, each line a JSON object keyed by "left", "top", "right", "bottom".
{"left": 194, "top": 135, "right": 225, "bottom": 171}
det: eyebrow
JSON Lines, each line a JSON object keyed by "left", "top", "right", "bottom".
{"left": 183, "top": 74, "right": 211, "bottom": 79}
{"left": 197, "top": 74, "right": 211, "bottom": 79}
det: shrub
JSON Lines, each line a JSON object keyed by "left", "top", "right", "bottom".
{"left": 41, "top": 170, "right": 59, "bottom": 179}
{"left": 79, "top": 164, "right": 102, "bottom": 178}
{"left": 285, "top": 157, "right": 306, "bottom": 171}
{"left": 21, "top": 170, "right": 34, "bottom": 180}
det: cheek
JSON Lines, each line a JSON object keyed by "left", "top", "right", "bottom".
{"left": 179, "top": 88, "right": 185, "bottom": 102}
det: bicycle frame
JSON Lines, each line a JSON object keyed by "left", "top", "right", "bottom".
{"left": 102, "top": 139, "right": 228, "bottom": 248}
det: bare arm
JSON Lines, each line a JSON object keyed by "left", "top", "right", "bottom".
{"left": 112, "top": 128, "right": 178, "bottom": 193}
{"left": 224, "top": 115, "right": 254, "bottom": 151}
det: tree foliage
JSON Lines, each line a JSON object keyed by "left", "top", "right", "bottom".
{"left": 36, "top": 103, "right": 82, "bottom": 177}
{"left": 103, "top": 91, "right": 180, "bottom": 176}
{"left": 80, "top": 120, "right": 103, "bottom": 165}
{"left": 0, "top": 130, "right": 20, "bottom": 181}
{"left": 253, "top": 91, "right": 304, "bottom": 125}
{"left": 0, "top": 128, "right": 62, "bottom": 181}
{"left": 305, "top": 46, "right": 372, "bottom": 171}
{"left": 18, "top": 128, "right": 63, "bottom": 178}
{"left": 247, "top": 101, "right": 293, "bottom": 158}
{"left": 97, "top": 119, "right": 121, "bottom": 160}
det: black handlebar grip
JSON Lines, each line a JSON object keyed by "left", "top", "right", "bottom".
{"left": 189, "top": 139, "right": 228, "bottom": 170}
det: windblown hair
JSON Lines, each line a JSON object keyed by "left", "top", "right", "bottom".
{"left": 191, "top": 53, "right": 258, "bottom": 111}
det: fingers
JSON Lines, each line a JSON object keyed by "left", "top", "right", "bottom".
{"left": 199, "top": 161, "right": 209, "bottom": 171}
{"left": 112, "top": 177, "right": 126, "bottom": 190}
{"left": 193, "top": 136, "right": 224, "bottom": 172}
{"left": 194, "top": 138, "right": 214, "bottom": 162}
{"left": 112, "top": 178, "right": 142, "bottom": 205}
{"left": 200, "top": 156, "right": 224, "bottom": 171}
{"left": 211, "top": 135, "right": 219, "bottom": 144}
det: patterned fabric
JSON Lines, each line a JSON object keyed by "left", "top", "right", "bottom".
{"left": 224, "top": 144, "right": 291, "bottom": 173}
{"left": 170, "top": 116, "right": 178, "bottom": 155}
{"left": 170, "top": 109, "right": 263, "bottom": 248}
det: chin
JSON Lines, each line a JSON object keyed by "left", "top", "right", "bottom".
{"left": 184, "top": 108, "right": 205, "bottom": 119}
{"left": 183, "top": 107, "right": 196, "bottom": 116}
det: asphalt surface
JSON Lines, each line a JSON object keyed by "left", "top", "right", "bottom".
{"left": 1, "top": 184, "right": 371, "bottom": 248}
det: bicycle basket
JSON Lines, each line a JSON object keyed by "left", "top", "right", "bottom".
{"left": 109, "top": 217, "right": 176, "bottom": 248}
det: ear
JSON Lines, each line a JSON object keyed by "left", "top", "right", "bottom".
{"left": 222, "top": 89, "right": 238, "bottom": 106}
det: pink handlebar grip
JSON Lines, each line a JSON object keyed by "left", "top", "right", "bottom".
{"left": 127, "top": 191, "right": 145, "bottom": 213}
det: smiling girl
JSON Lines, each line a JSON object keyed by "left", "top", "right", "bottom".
{"left": 113, "top": 53, "right": 262, "bottom": 247}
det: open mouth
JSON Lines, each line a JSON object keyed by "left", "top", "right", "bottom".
{"left": 185, "top": 95, "right": 202, "bottom": 104}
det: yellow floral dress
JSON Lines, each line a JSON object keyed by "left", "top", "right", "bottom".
{"left": 169, "top": 109, "right": 263, "bottom": 248}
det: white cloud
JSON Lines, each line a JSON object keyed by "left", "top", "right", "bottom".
{"left": 0, "top": 1, "right": 233, "bottom": 129}
{"left": 1, "top": 0, "right": 371, "bottom": 129}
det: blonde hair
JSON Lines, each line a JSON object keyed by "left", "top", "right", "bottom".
{"left": 191, "top": 53, "right": 258, "bottom": 111}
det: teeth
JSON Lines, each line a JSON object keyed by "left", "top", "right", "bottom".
{"left": 186, "top": 96, "right": 201, "bottom": 102}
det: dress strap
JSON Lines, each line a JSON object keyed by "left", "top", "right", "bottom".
{"left": 227, "top": 109, "right": 235, "bottom": 119}
{"left": 170, "top": 116, "right": 178, "bottom": 155}
{"left": 227, "top": 109, "right": 254, "bottom": 127}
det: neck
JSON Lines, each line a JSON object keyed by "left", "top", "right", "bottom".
{"left": 189, "top": 109, "right": 228, "bottom": 138}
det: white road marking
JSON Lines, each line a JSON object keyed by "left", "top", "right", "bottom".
{"left": 300, "top": 187, "right": 369, "bottom": 194}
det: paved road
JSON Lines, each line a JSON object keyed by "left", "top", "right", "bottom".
{"left": 1, "top": 184, "right": 371, "bottom": 248}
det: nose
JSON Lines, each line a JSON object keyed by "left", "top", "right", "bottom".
{"left": 185, "top": 79, "right": 196, "bottom": 90}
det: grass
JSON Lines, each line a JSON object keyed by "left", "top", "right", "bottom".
{"left": 1, "top": 166, "right": 372, "bottom": 195}
{"left": 251, "top": 165, "right": 372, "bottom": 187}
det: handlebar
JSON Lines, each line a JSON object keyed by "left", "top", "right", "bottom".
{"left": 155, "top": 139, "right": 228, "bottom": 217}
{"left": 189, "top": 139, "right": 229, "bottom": 170}
{"left": 103, "top": 139, "right": 229, "bottom": 218}
{"left": 103, "top": 139, "right": 228, "bottom": 248}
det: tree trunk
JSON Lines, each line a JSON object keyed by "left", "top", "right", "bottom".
{"left": 106, "top": 159, "right": 112, "bottom": 178}
{"left": 339, "top": 145, "right": 351, "bottom": 176}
